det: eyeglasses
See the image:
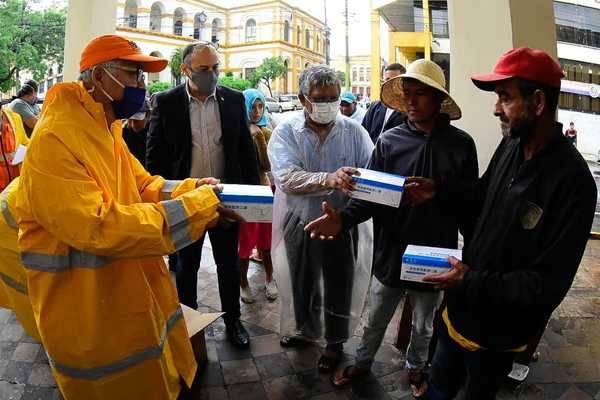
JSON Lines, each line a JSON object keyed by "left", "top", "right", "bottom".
{"left": 110, "top": 64, "right": 145, "bottom": 83}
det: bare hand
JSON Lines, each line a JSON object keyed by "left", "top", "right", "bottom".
{"left": 197, "top": 177, "right": 221, "bottom": 187}
{"left": 324, "top": 167, "right": 359, "bottom": 196}
{"left": 422, "top": 257, "right": 469, "bottom": 290}
{"left": 250, "top": 124, "right": 262, "bottom": 138}
{"left": 210, "top": 184, "right": 224, "bottom": 194}
{"left": 402, "top": 177, "right": 436, "bottom": 207}
{"left": 304, "top": 201, "right": 342, "bottom": 240}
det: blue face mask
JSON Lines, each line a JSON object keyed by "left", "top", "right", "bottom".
{"left": 99, "top": 67, "right": 147, "bottom": 120}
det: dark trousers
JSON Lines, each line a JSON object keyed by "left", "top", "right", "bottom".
{"left": 283, "top": 212, "right": 356, "bottom": 343}
{"left": 176, "top": 223, "right": 241, "bottom": 322}
{"left": 427, "top": 324, "right": 514, "bottom": 400}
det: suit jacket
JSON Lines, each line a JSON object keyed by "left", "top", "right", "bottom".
{"left": 362, "top": 100, "right": 406, "bottom": 143}
{"left": 146, "top": 84, "right": 260, "bottom": 185}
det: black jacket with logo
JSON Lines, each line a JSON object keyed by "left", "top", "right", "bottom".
{"left": 338, "top": 118, "right": 478, "bottom": 289}
{"left": 445, "top": 123, "right": 597, "bottom": 350}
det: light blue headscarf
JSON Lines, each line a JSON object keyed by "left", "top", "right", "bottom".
{"left": 243, "top": 88, "right": 268, "bottom": 127}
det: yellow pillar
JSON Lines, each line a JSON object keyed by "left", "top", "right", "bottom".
{"left": 63, "top": 0, "right": 117, "bottom": 81}
{"left": 370, "top": 1, "right": 382, "bottom": 101}
{"left": 448, "top": 0, "right": 557, "bottom": 170}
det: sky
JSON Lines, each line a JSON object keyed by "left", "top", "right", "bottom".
{"left": 34, "top": 0, "right": 375, "bottom": 59}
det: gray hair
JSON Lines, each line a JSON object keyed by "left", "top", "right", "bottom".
{"left": 298, "top": 64, "right": 340, "bottom": 97}
{"left": 78, "top": 60, "right": 129, "bottom": 83}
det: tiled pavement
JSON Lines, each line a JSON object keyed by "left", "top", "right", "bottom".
{"left": 0, "top": 238, "right": 599, "bottom": 399}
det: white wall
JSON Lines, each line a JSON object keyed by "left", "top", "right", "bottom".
{"left": 558, "top": 109, "right": 600, "bottom": 156}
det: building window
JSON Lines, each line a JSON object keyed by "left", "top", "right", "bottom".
{"left": 39, "top": 81, "right": 45, "bottom": 94}
{"left": 555, "top": 1, "right": 600, "bottom": 48}
{"left": 284, "top": 20, "right": 290, "bottom": 42}
{"left": 366, "top": 67, "right": 371, "bottom": 82}
{"left": 352, "top": 68, "right": 357, "bottom": 83}
{"left": 245, "top": 19, "right": 257, "bottom": 42}
{"left": 316, "top": 35, "right": 320, "bottom": 52}
{"left": 124, "top": 0, "right": 137, "bottom": 28}
{"left": 173, "top": 8, "right": 185, "bottom": 36}
{"left": 297, "top": 26, "right": 301, "bottom": 45}
{"left": 212, "top": 18, "right": 221, "bottom": 43}
{"left": 47, "top": 78, "right": 54, "bottom": 89}
{"left": 559, "top": 58, "right": 600, "bottom": 114}
{"left": 57, "top": 75, "right": 63, "bottom": 83}
{"left": 194, "top": 13, "right": 206, "bottom": 40}
{"left": 150, "top": 2, "right": 162, "bottom": 32}
{"left": 244, "top": 67, "right": 256, "bottom": 80}
{"left": 305, "top": 28, "right": 311, "bottom": 49}
{"left": 359, "top": 67, "right": 365, "bottom": 82}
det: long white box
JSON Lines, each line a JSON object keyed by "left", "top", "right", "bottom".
{"left": 351, "top": 168, "right": 405, "bottom": 207}
{"left": 401, "top": 245, "right": 463, "bottom": 283}
{"left": 218, "top": 184, "right": 273, "bottom": 223}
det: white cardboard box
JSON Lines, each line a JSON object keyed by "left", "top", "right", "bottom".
{"left": 351, "top": 168, "right": 405, "bottom": 207}
{"left": 401, "top": 245, "right": 463, "bottom": 283}
{"left": 218, "top": 184, "right": 273, "bottom": 223}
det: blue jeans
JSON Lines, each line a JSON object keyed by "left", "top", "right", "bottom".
{"left": 427, "top": 323, "right": 514, "bottom": 400}
{"left": 355, "top": 277, "right": 443, "bottom": 370}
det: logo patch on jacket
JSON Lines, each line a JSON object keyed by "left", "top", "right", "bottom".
{"left": 521, "top": 201, "right": 543, "bottom": 230}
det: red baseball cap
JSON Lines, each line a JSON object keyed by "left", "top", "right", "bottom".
{"left": 471, "top": 47, "right": 564, "bottom": 91}
{"left": 80, "top": 35, "right": 168, "bottom": 73}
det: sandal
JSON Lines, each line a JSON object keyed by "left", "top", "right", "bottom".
{"left": 279, "top": 335, "right": 308, "bottom": 348}
{"left": 408, "top": 369, "right": 428, "bottom": 399}
{"left": 331, "top": 365, "right": 368, "bottom": 387}
{"left": 317, "top": 349, "right": 343, "bottom": 373}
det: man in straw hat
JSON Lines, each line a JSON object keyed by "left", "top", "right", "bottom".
{"left": 14, "top": 34, "right": 241, "bottom": 399}
{"left": 413, "top": 48, "right": 596, "bottom": 399}
{"left": 304, "top": 59, "right": 478, "bottom": 397}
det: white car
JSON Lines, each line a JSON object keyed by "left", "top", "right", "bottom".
{"left": 265, "top": 97, "right": 283, "bottom": 113}
{"left": 276, "top": 96, "right": 296, "bottom": 112}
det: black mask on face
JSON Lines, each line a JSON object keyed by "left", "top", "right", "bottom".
{"left": 188, "top": 69, "right": 219, "bottom": 95}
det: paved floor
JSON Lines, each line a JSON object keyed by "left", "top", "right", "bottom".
{"left": 0, "top": 237, "right": 599, "bottom": 399}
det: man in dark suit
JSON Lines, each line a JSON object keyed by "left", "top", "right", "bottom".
{"left": 147, "top": 42, "right": 259, "bottom": 348}
{"left": 362, "top": 63, "right": 407, "bottom": 143}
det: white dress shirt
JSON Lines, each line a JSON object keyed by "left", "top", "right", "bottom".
{"left": 187, "top": 84, "right": 226, "bottom": 179}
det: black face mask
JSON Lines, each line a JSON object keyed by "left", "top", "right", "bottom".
{"left": 188, "top": 69, "right": 219, "bottom": 95}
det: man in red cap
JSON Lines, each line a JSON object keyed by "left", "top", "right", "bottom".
{"left": 407, "top": 48, "right": 597, "bottom": 399}
{"left": 15, "top": 34, "right": 240, "bottom": 399}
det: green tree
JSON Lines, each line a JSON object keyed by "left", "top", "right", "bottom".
{"left": 0, "top": 0, "right": 66, "bottom": 91}
{"left": 170, "top": 47, "right": 184, "bottom": 85}
{"left": 147, "top": 81, "right": 172, "bottom": 96}
{"left": 218, "top": 75, "right": 251, "bottom": 91}
{"left": 249, "top": 56, "right": 287, "bottom": 97}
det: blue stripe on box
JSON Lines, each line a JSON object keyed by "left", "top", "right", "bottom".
{"left": 218, "top": 194, "right": 273, "bottom": 204}
{"left": 402, "top": 254, "right": 452, "bottom": 268}
{"left": 353, "top": 176, "right": 404, "bottom": 192}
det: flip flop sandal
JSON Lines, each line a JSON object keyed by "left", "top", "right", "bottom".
{"left": 331, "top": 365, "right": 368, "bottom": 387}
{"left": 408, "top": 370, "right": 428, "bottom": 399}
{"left": 317, "top": 350, "right": 343, "bottom": 373}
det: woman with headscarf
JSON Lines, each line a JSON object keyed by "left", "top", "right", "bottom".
{"left": 238, "top": 89, "right": 278, "bottom": 302}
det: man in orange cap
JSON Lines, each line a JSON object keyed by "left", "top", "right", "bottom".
{"left": 407, "top": 48, "right": 597, "bottom": 399}
{"left": 15, "top": 34, "right": 239, "bottom": 399}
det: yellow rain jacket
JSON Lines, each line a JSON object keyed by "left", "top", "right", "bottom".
{"left": 0, "top": 177, "right": 40, "bottom": 340}
{"left": 15, "top": 82, "right": 220, "bottom": 400}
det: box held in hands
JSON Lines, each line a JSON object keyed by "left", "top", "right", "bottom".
{"left": 218, "top": 184, "right": 273, "bottom": 222}
{"left": 401, "top": 245, "right": 463, "bottom": 283}
{"left": 351, "top": 168, "right": 405, "bottom": 207}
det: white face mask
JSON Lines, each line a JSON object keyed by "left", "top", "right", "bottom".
{"left": 306, "top": 98, "right": 340, "bottom": 125}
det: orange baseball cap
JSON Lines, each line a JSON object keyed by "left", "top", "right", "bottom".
{"left": 79, "top": 34, "right": 168, "bottom": 73}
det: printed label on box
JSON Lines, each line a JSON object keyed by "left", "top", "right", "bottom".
{"left": 401, "top": 245, "right": 463, "bottom": 283}
{"left": 218, "top": 184, "right": 274, "bottom": 223}
{"left": 351, "top": 168, "right": 405, "bottom": 207}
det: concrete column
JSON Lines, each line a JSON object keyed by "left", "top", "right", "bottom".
{"left": 448, "top": 0, "right": 557, "bottom": 171}
{"left": 370, "top": 1, "right": 382, "bottom": 101}
{"left": 63, "top": 0, "right": 117, "bottom": 82}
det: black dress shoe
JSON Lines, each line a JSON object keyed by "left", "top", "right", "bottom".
{"left": 225, "top": 319, "right": 250, "bottom": 348}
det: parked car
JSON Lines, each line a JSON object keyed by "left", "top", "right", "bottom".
{"left": 281, "top": 94, "right": 302, "bottom": 110}
{"left": 264, "top": 97, "right": 283, "bottom": 113}
{"left": 275, "top": 95, "right": 296, "bottom": 112}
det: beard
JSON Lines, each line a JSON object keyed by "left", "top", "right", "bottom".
{"left": 500, "top": 109, "right": 536, "bottom": 140}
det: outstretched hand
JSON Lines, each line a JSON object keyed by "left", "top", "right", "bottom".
{"left": 324, "top": 167, "right": 359, "bottom": 196}
{"left": 304, "top": 201, "right": 342, "bottom": 240}
{"left": 422, "top": 257, "right": 469, "bottom": 290}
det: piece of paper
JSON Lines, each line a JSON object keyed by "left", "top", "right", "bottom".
{"left": 11, "top": 145, "right": 27, "bottom": 166}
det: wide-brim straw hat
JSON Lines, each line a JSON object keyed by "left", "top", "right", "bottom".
{"left": 381, "top": 59, "right": 462, "bottom": 120}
